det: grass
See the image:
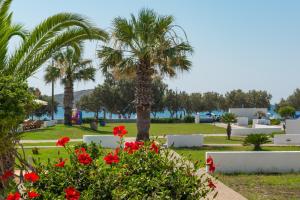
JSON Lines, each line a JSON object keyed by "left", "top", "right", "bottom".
{"left": 21, "top": 142, "right": 81, "bottom": 146}
{"left": 175, "top": 146, "right": 300, "bottom": 165}
{"left": 218, "top": 173, "right": 300, "bottom": 200}
{"left": 18, "top": 148, "right": 69, "bottom": 163}
{"left": 22, "top": 123, "right": 225, "bottom": 140}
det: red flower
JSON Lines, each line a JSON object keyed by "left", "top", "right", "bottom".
{"left": 113, "top": 126, "right": 127, "bottom": 137}
{"left": 77, "top": 152, "right": 92, "bottom": 165}
{"left": 6, "top": 192, "right": 21, "bottom": 200}
{"left": 56, "top": 137, "right": 70, "bottom": 147}
{"left": 65, "top": 187, "right": 80, "bottom": 200}
{"left": 208, "top": 179, "right": 216, "bottom": 189}
{"left": 28, "top": 191, "right": 40, "bottom": 199}
{"left": 150, "top": 142, "right": 159, "bottom": 154}
{"left": 24, "top": 172, "right": 39, "bottom": 183}
{"left": 1, "top": 170, "right": 14, "bottom": 181}
{"left": 75, "top": 147, "right": 86, "bottom": 155}
{"left": 103, "top": 152, "right": 120, "bottom": 165}
{"left": 124, "top": 141, "right": 144, "bottom": 154}
{"left": 206, "top": 156, "right": 216, "bottom": 173}
{"left": 55, "top": 160, "right": 66, "bottom": 168}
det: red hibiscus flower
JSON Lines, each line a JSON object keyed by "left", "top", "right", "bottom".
{"left": 55, "top": 160, "right": 66, "bottom": 168}
{"left": 75, "top": 147, "right": 86, "bottom": 155}
{"left": 206, "top": 156, "right": 216, "bottom": 173}
{"left": 6, "top": 192, "right": 21, "bottom": 200}
{"left": 150, "top": 142, "right": 159, "bottom": 154}
{"left": 77, "top": 152, "right": 92, "bottom": 165}
{"left": 28, "top": 191, "right": 40, "bottom": 199}
{"left": 65, "top": 187, "right": 80, "bottom": 200}
{"left": 56, "top": 137, "right": 70, "bottom": 147}
{"left": 24, "top": 172, "right": 39, "bottom": 183}
{"left": 208, "top": 179, "right": 216, "bottom": 189}
{"left": 103, "top": 152, "right": 120, "bottom": 165}
{"left": 124, "top": 141, "right": 144, "bottom": 154}
{"left": 113, "top": 126, "right": 127, "bottom": 137}
{"left": 1, "top": 170, "right": 14, "bottom": 181}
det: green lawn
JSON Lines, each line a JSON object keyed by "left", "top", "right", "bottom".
{"left": 218, "top": 173, "right": 300, "bottom": 200}
{"left": 19, "top": 148, "right": 69, "bottom": 164}
{"left": 22, "top": 123, "right": 225, "bottom": 140}
{"left": 21, "top": 142, "right": 81, "bottom": 146}
{"left": 175, "top": 146, "right": 300, "bottom": 165}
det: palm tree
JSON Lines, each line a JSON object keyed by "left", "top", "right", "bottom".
{"left": 47, "top": 46, "right": 96, "bottom": 125}
{"left": 221, "top": 113, "right": 237, "bottom": 140}
{"left": 0, "top": 0, "right": 108, "bottom": 81}
{"left": 44, "top": 62, "right": 60, "bottom": 120}
{"left": 98, "top": 9, "right": 193, "bottom": 141}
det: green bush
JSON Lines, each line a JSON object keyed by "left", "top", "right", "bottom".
{"left": 270, "top": 119, "right": 281, "bottom": 125}
{"left": 4, "top": 127, "right": 216, "bottom": 199}
{"left": 243, "top": 134, "right": 271, "bottom": 151}
{"left": 183, "top": 115, "right": 195, "bottom": 123}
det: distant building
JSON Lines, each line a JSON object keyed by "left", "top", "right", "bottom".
{"left": 229, "top": 108, "right": 268, "bottom": 120}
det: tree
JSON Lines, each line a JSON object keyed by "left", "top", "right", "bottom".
{"left": 0, "top": 0, "right": 108, "bottom": 81}
{"left": 0, "top": 76, "right": 34, "bottom": 192}
{"left": 278, "top": 106, "right": 296, "bottom": 119}
{"left": 202, "top": 92, "right": 225, "bottom": 112}
{"left": 151, "top": 78, "right": 167, "bottom": 118}
{"left": 243, "top": 134, "right": 271, "bottom": 151}
{"left": 98, "top": 9, "right": 193, "bottom": 141}
{"left": 221, "top": 113, "right": 236, "bottom": 140}
{"left": 164, "top": 89, "right": 180, "bottom": 118}
{"left": 246, "top": 90, "right": 272, "bottom": 108}
{"left": 190, "top": 93, "right": 205, "bottom": 113}
{"left": 44, "top": 63, "right": 60, "bottom": 120}
{"left": 276, "top": 89, "right": 300, "bottom": 110}
{"left": 48, "top": 46, "right": 97, "bottom": 125}
{"left": 76, "top": 92, "right": 102, "bottom": 122}
{"left": 225, "top": 89, "right": 248, "bottom": 108}
{"left": 32, "top": 95, "right": 59, "bottom": 119}
{"left": 178, "top": 91, "right": 192, "bottom": 116}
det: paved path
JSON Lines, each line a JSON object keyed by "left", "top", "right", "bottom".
{"left": 170, "top": 150, "right": 247, "bottom": 200}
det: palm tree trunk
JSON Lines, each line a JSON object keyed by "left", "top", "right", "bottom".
{"left": 51, "top": 80, "right": 54, "bottom": 120}
{"left": 64, "top": 79, "right": 74, "bottom": 126}
{"left": 136, "top": 62, "right": 152, "bottom": 141}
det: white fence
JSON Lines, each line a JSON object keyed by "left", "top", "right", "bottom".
{"left": 232, "top": 127, "right": 281, "bottom": 136}
{"left": 286, "top": 119, "right": 300, "bottom": 134}
{"left": 229, "top": 108, "right": 267, "bottom": 120}
{"left": 83, "top": 135, "right": 120, "bottom": 148}
{"left": 167, "top": 135, "right": 203, "bottom": 148}
{"left": 206, "top": 151, "right": 300, "bottom": 173}
{"left": 274, "top": 134, "right": 300, "bottom": 145}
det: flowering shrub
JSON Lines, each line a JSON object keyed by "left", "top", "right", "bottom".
{"left": 3, "top": 126, "right": 216, "bottom": 199}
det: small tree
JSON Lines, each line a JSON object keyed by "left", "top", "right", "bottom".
{"left": 278, "top": 106, "right": 296, "bottom": 133}
{"left": 221, "top": 113, "right": 236, "bottom": 140}
{"left": 243, "top": 134, "right": 271, "bottom": 151}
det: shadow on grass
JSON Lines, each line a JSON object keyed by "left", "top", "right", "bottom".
{"left": 74, "top": 125, "right": 112, "bottom": 135}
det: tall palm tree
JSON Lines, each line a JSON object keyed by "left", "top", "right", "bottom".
{"left": 0, "top": 0, "right": 107, "bottom": 191}
{"left": 98, "top": 9, "right": 193, "bottom": 141}
{"left": 44, "top": 62, "right": 60, "bottom": 120}
{"left": 0, "top": 0, "right": 108, "bottom": 81}
{"left": 47, "top": 46, "right": 96, "bottom": 125}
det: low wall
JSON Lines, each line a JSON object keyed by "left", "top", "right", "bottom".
{"left": 167, "top": 135, "right": 203, "bottom": 148}
{"left": 232, "top": 127, "right": 281, "bottom": 136}
{"left": 206, "top": 151, "right": 300, "bottom": 173}
{"left": 252, "top": 119, "right": 270, "bottom": 126}
{"left": 83, "top": 135, "right": 120, "bottom": 148}
{"left": 237, "top": 117, "right": 248, "bottom": 127}
{"left": 286, "top": 119, "right": 300, "bottom": 134}
{"left": 274, "top": 134, "right": 300, "bottom": 145}
{"left": 43, "top": 120, "right": 57, "bottom": 127}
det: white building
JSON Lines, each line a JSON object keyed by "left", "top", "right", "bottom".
{"left": 229, "top": 108, "right": 268, "bottom": 120}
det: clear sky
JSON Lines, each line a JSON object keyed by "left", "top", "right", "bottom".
{"left": 10, "top": 0, "right": 300, "bottom": 103}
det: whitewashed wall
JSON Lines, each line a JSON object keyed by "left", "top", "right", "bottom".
{"left": 229, "top": 108, "right": 267, "bottom": 120}
{"left": 252, "top": 119, "right": 270, "bottom": 126}
{"left": 83, "top": 135, "right": 120, "bottom": 148}
{"left": 206, "top": 151, "right": 300, "bottom": 173}
{"left": 167, "top": 135, "right": 203, "bottom": 148}
{"left": 286, "top": 119, "right": 300, "bottom": 134}
{"left": 274, "top": 134, "right": 300, "bottom": 145}
{"left": 43, "top": 120, "right": 57, "bottom": 127}
{"left": 232, "top": 127, "right": 281, "bottom": 136}
{"left": 237, "top": 117, "right": 248, "bottom": 127}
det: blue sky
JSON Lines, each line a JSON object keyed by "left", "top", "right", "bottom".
{"left": 10, "top": 0, "right": 300, "bottom": 103}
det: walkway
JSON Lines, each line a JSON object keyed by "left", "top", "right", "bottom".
{"left": 170, "top": 150, "right": 247, "bottom": 200}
